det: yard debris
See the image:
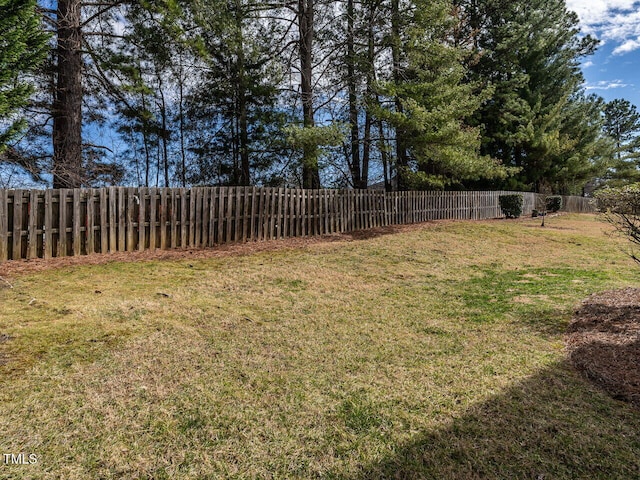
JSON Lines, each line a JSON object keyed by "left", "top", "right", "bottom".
{"left": 566, "top": 288, "right": 640, "bottom": 408}
{"left": 0, "top": 333, "right": 14, "bottom": 343}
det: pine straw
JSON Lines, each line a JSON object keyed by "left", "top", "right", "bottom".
{"left": 0, "top": 222, "right": 439, "bottom": 278}
{"left": 567, "top": 288, "right": 640, "bottom": 408}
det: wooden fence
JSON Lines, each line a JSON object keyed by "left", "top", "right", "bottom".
{"left": 0, "top": 187, "right": 594, "bottom": 262}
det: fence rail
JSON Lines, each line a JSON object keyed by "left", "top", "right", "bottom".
{"left": 0, "top": 187, "right": 594, "bottom": 262}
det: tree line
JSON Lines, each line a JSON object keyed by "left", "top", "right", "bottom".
{"left": 2, "top": 0, "right": 640, "bottom": 193}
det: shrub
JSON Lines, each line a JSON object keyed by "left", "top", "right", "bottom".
{"left": 595, "top": 184, "right": 640, "bottom": 263}
{"left": 499, "top": 194, "right": 523, "bottom": 219}
{"left": 595, "top": 184, "right": 640, "bottom": 214}
{"left": 546, "top": 195, "right": 563, "bottom": 213}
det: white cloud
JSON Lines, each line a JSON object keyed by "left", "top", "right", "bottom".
{"left": 613, "top": 37, "right": 640, "bottom": 54}
{"left": 567, "top": 0, "right": 638, "bottom": 29}
{"left": 566, "top": 0, "right": 640, "bottom": 53}
{"left": 585, "top": 80, "right": 632, "bottom": 90}
{"left": 582, "top": 60, "right": 595, "bottom": 68}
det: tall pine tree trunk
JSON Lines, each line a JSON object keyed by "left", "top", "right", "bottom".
{"left": 378, "top": 118, "right": 392, "bottom": 191}
{"left": 235, "top": 6, "right": 250, "bottom": 186}
{"left": 299, "top": 0, "right": 320, "bottom": 189}
{"left": 361, "top": 2, "right": 378, "bottom": 190}
{"left": 141, "top": 90, "right": 151, "bottom": 187}
{"left": 238, "top": 89, "right": 250, "bottom": 186}
{"left": 177, "top": 57, "right": 187, "bottom": 187}
{"left": 347, "top": 0, "right": 362, "bottom": 188}
{"left": 52, "top": 0, "right": 83, "bottom": 188}
{"left": 391, "top": 0, "right": 408, "bottom": 191}
{"left": 155, "top": 69, "right": 170, "bottom": 187}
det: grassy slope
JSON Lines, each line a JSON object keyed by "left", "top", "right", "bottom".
{"left": 1, "top": 214, "right": 639, "bottom": 479}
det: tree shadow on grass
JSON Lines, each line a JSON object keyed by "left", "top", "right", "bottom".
{"left": 513, "top": 305, "right": 572, "bottom": 338}
{"left": 342, "top": 224, "right": 435, "bottom": 241}
{"left": 343, "top": 362, "right": 640, "bottom": 480}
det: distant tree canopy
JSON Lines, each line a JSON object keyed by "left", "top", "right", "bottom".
{"left": 601, "top": 99, "right": 640, "bottom": 187}
{"left": 0, "top": 0, "right": 630, "bottom": 193}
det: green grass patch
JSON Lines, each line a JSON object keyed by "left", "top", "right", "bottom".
{"left": 0, "top": 214, "right": 639, "bottom": 479}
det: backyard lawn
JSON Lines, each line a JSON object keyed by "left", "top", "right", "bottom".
{"left": 1, "top": 214, "right": 639, "bottom": 479}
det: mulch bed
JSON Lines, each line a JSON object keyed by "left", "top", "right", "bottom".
{"left": 567, "top": 288, "right": 640, "bottom": 408}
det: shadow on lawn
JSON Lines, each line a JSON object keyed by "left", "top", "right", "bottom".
{"left": 344, "top": 362, "right": 640, "bottom": 480}
{"left": 342, "top": 224, "right": 431, "bottom": 241}
{"left": 514, "top": 305, "right": 572, "bottom": 338}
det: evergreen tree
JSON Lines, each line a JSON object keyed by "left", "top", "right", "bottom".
{"left": 0, "top": 0, "right": 48, "bottom": 152}
{"left": 459, "top": 0, "right": 598, "bottom": 192}
{"left": 602, "top": 98, "right": 640, "bottom": 186}
{"left": 548, "top": 94, "right": 612, "bottom": 194}
{"left": 183, "top": 0, "right": 289, "bottom": 186}
{"left": 376, "top": 0, "right": 511, "bottom": 190}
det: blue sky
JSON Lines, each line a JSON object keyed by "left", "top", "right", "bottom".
{"left": 567, "top": 0, "right": 640, "bottom": 108}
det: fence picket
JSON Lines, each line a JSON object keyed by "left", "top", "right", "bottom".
{"left": 235, "top": 187, "right": 243, "bottom": 242}
{"left": 170, "top": 189, "right": 178, "bottom": 248}
{"left": 138, "top": 187, "right": 146, "bottom": 251}
{"left": 43, "top": 190, "right": 53, "bottom": 259}
{"left": 100, "top": 188, "right": 108, "bottom": 253}
{"left": 242, "top": 187, "right": 250, "bottom": 242}
{"left": 117, "top": 187, "right": 126, "bottom": 252}
{"left": 189, "top": 187, "right": 197, "bottom": 248}
{"left": 149, "top": 188, "right": 157, "bottom": 251}
{"left": 127, "top": 188, "right": 136, "bottom": 251}
{"left": 180, "top": 188, "right": 188, "bottom": 248}
{"left": 249, "top": 187, "right": 257, "bottom": 241}
{"left": 12, "top": 190, "right": 22, "bottom": 260}
{"left": 160, "top": 188, "right": 168, "bottom": 250}
{"left": 28, "top": 190, "right": 39, "bottom": 259}
{"left": 0, "top": 190, "right": 6, "bottom": 262}
{"left": 225, "top": 187, "right": 233, "bottom": 242}
{"left": 208, "top": 187, "right": 217, "bottom": 245}
{"left": 86, "top": 189, "right": 95, "bottom": 255}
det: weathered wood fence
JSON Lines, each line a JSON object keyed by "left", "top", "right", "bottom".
{"left": 0, "top": 187, "right": 594, "bottom": 262}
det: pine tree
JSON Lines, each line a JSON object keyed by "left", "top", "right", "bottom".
{"left": 0, "top": 0, "right": 48, "bottom": 152}
{"left": 459, "top": 0, "right": 598, "bottom": 192}
{"left": 602, "top": 98, "right": 640, "bottom": 186}
{"left": 376, "top": 0, "right": 511, "bottom": 190}
{"left": 182, "top": 0, "right": 289, "bottom": 186}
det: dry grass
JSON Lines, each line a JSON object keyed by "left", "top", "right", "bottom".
{"left": 1, "top": 214, "right": 639, "bottom": 479}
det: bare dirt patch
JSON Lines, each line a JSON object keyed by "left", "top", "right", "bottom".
{"left": 567, "top": 288, "right": 640, "bottom": 408}
{"left": 513, "top": 294, "right": 550, "bottom": 304}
